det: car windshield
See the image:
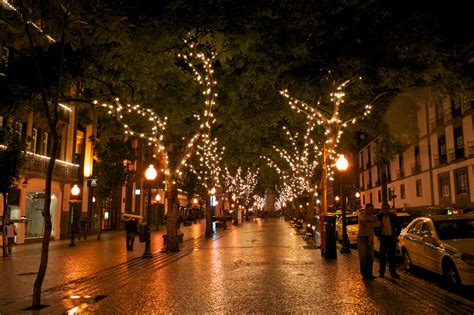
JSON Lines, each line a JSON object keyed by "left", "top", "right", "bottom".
{"left": 434, "top": 219, "right": 474, "bottom": 240}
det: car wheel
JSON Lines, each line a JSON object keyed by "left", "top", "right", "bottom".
{"left": 443, "top": 260, "right": 461, "bottom": 291}
{"left": 402, "top": 249, "right": 413, "bottom": 272}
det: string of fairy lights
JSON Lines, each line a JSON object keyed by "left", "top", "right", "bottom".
{"left": 187, "top": 136, "right": 224, "bottom": 189}
{"left": 228, "top": 167, "right": 259, "bottom": 206}
{"left": 96, "top": 39, "right": 218, "bottom": 185}
{"left": 280, "top": 78, "right": 372, "bottom": 179}
{"left": 3, "top": 0, "right": 56, "bottom": 43}
{"left": 261, "top": 122, "right": 320, "bottom": 205}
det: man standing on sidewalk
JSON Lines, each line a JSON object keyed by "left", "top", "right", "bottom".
{"left": 375, "top": 203, "right": 401, "bottom": 279}
{"left": 125, "top": 219, "right": 138, "bottom": 251}
{"left": 357, "top": 203, "right": 380, "bottom": 280}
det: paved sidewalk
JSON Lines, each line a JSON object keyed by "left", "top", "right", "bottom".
{"left": 1, "top": 218, "right": 473, "bottom": 314}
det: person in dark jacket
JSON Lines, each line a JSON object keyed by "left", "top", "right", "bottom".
{"left": 125, "top": 219, "right": 139, "bottom": 251}
{"left": 375, "top": 203, "right": 401, "bottom": 278}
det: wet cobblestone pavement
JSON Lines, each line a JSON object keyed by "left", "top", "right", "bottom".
{"left": 1, "top": 218, "right": 473, "bottom": 314}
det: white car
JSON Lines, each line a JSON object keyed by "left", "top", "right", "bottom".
{"left": 336, "top": 214, "right": 359, "bottom": 245}
{"left": 399, "top": 215, "right": 474, "bottom": 290}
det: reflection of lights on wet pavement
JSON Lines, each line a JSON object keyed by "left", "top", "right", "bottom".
{"left": 65, "top": 295, "right": 107, "bottom": 314}
{"left": 67, "top": 303, "right": 89, "bottom": 314}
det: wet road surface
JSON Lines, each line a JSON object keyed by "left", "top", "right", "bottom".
{"left": 1, "top": 218, "right": 473, "bottom": 314}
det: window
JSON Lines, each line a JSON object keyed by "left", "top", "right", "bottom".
{"left": 360, "top": 152, "right": 364, "bottom": 169}
{"left": 416, "top": 179, "right": 422, "bottom": 197}
{"left": 439, "top": 174, "right": 450, "bottom": 197}
{"left": 362, "top": 194, "right": 366, "bottom": 206}
{"left": 369, "top": 193, "right": 373, "bottom": 204}
{"left": 455, "top": 169, "right": 468, "bottom": 194}
{"left": 378, "top": 190, "right": 381, "bottom": 202}
{"left": 400, "top": 184, "right": 406, "bottom": 199}
{"left": 438, "top": 134, "right": 447, "bottom": 164}
{"left": 421, "top": 223, "right": 433, "bottom": 237}
{"left": 408, "top": 220, "right": 422, "bottom": 235}
{"left": 453, "top": 126, "right": 464, "bottom": 159}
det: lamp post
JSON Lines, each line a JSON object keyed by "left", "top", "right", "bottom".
{"left": 143, "top": 164, "right": 157, "bottom": 258}
{"left": 336, "top": 154, "right": 350, "bottom": 254}
{"left": 155, "top": 193, "right": 161, "bottom": 230}
{"left": 355, "top": 191, "right": 361, "bottom": 211}
{"left": 69, "top": 184, "right": 81, "bottom": 247}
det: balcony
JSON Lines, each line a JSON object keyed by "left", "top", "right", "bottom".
{"left": 23, "top": 153, "right": 79, "bottom": 181}
{"left": 396, "top": 169, "right": 404, "bottom": 180}
{"left": 429, "top": 117, "right": 444, "bottom": 131}
{"left": 461, "top": 101, "right": 473, "bottom": 114}
{"left": 466, "top": 141, "right": 474, "bottom": 157}
{"left": 447, "top": 148, "right": 456, "bottom": 163}
{"left": 411, "top": 163, "right": 422, "bottom": 174}
{"left": 444, "top": 109, "right": 452, "bottom": 123}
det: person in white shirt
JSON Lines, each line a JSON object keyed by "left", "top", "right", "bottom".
{"left": 357, "top": 203, "right": 380, "bottom": 280}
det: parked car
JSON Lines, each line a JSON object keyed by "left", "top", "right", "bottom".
{"left": 374, "top": 212, "right": 414, "bottom": 255}
{"left": 336, "top": 214, "right": 359, "bottom": 245}
{"left": 399, "top": 214, "right": 474, "bottom": 290}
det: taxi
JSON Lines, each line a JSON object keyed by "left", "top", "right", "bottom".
{"left": 336, "top": 213, "right": 359, "bottom": 245}
{"left": 399, "top": 214, "right": 474, "bottom": 290}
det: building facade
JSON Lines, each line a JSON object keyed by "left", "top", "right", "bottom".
{"left": 358, "top": 94, "right": 474, "bottom": 211}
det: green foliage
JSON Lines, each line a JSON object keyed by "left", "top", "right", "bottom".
{"left": 0, "top": 124, "right": 27, "bottom": 194}
{"left": 93, "top": 138, "right": 135, "bottom": 199}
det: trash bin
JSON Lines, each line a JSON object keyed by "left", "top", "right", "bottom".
{"left": 323, "top": 215, "right": 337, "bottom": 259}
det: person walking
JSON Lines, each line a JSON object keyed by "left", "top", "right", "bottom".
{"left": 375, "top": 203, "right": 401, "bottom": 279}
{"left": 357, "top": 203, "right": 380, "bottom": 280}
{"left": 125, "top": 219, "right": 138, "bottom": 251}
{"left": 78, "top": 218, "right": 88, "bottom": 241}
{"left": 6, "top": 222, "right": 16, "bottom": 256}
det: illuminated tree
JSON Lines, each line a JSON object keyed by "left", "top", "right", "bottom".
{"left": 102, "top": 39, "right": 218, "bottom": 252}
{"left": 281, "top": 79, "right": 376, "bottom": 214}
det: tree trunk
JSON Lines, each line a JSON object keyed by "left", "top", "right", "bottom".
{"left": 2, "top": 193, "right": 9, "bottom": 257}
{"left": 205, "top": 192, "right": 213, "bottom": 237}
{"left": 165, "top": 182, "right": 179, "bottom": 252}
{"left": 306, "top": 195, "right": 315, "bottom": 224}
{"left": 221, "top": 195, "right": 227, "bottom": 230}
{"left": 32, "top": 138, "right": 58, "bottom": 308}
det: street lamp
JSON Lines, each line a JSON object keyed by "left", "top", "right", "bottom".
{"left": 336, "top": 154, "right": 350, "bottom": 254}
{"left": 143, "top": 164, "right": 157, "bottom": 258}
{"left": 69, "top": 184, "right": 81, "bottom": 247}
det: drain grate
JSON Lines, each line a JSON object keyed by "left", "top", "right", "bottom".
{"left": 302, "top": 245, "right": 320, "bottom": 250}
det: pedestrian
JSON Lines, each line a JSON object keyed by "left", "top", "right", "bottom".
{"left": 357, "top": 203, "right": 380, "bottom": 280}
{"left": 125, "top": 219, "right": 138, "bottom": 251}
{"left": 78, "top": 218, "right": 88, "bottom": 240}
{"left": 6, "top": 221, "right": 16, "bottom": 256}
{"left": 375, "top": 203, "right": 401, "bottom": 279}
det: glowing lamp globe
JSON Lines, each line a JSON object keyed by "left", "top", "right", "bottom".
{"left": 71, "top": 184, "right": 80, "bottom": 196}
{"left": 145, "top": 164, "right": 157, "bottom": 181}
{"left": 336, "top": 154, "right": 349, "bottom": 171}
